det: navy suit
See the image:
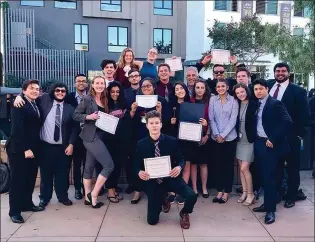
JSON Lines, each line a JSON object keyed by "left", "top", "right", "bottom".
{"left": 254, "top": 96, "right": 292, "bottom": 212}
{"left": 268, "top": 80, "right": 310, "bottom": 200}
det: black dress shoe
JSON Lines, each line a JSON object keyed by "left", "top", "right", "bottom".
{"left": 264, "top": 212, "right": 276, "bottom": 224}
{"left": 125, "top": 186, "right": 134, "bottom": 194}
{"left": 75, "top": 190, "right": 83, "bottom": 200}
{"left": 284, "top": 200, "right": 295, "bottom": 208}
{"left": 59, "top": 198, "right": 73, "bottom": 206}
{"left": 22, "top": 206, "right": 45, "bottom": 212}
{"left": 212, "top": 197, "right": 220, "bottom": 203}
{"left": 296, "top": 189, "right": 307, "bottom": 201}
{"left": 131, "top": 196, "right": 141, "bottom": 204}
{"left": 39, "top": 200, "right": 49, "bottom": 208}
{"left": 253, "top": 204, "right": 266, "bottom": 213}
{"left": 10, "top": 215, "right": 24, "bottom": 224}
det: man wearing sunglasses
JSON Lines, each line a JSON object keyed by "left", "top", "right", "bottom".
{"left": 14, "top": 82, "right": 78, "bottom": 208}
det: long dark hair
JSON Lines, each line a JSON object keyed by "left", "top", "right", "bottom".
{"left": 233, "top": 83, "right": 252, "bottom": 101}
{"left": 49, "top": 82, "right": 69, "bottom": 99}
{"left": 191, "top": 79, "right": 211, "bottom": 104}
{"left": 172, "top": 82, "right": 191, "bottom": 103}
{"left": 107, "top": 81, "right": 125, "bottom": 109}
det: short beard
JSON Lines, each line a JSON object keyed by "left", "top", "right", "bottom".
{"left": 275, "top": 76, "right": 289, "bottom": 83}
{"left": 54, "top": 96, "right": 65, "bottom": 102}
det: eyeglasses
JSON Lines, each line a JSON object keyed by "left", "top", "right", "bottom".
{"left": 76, "top": 80, "right": 87, "bottom": 84}
{"left": 129, "top": 74, "right": 140, "bottom": 79}
{"left": 141, "top": 84, "right": 153, "bottom": 89}
{"left": 214, "top": 71, "right": 225, "bottom": 74}
{"left": 55, "top": 89, "right": 66, "bottom": 93}
{"left": 148, "top": 51, "right": 158, "bottom": 56}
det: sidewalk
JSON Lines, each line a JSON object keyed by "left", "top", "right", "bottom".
{"left": 1, "top": 171, "right": 314, "bottom": 242}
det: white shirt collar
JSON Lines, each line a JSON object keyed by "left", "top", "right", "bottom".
{"left": 53, "top": 100, "right": 64, "bottom": 107}
{"left": 75, "top": 90, "right": 86, "bottom": 99}
{"left": 275, "top": 79, "right": 289, "bottom": 88}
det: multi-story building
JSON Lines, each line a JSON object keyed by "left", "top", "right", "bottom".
{"left": 3, "top": 0, "right": 186, "bottom": 88}
{"left": 186, "top": 0, "right": 314, "bottom": 89}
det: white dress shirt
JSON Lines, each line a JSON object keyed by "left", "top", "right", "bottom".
{"left": 269, "top": 80, "right": 289, "bottom": 101}
{"left": 105, "top": 79, "right": 114, "bottom": 88}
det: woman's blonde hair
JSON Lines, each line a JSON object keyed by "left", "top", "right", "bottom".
{"left": 117, "top": 47, "right": 135, "bottom": 68}
{"left": 89, "top": 76, "right": 109, "bottom": 113}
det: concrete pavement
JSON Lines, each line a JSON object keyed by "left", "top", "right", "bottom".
{"left": 1, "top": 171, "right": 314, "bottom": 242}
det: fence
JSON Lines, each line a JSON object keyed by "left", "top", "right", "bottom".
{"left": 3, "top": 8, "right": 86, "bottom": 91}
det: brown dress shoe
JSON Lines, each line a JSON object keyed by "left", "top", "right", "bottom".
{"left": 180, "top": 210, "right": 190, "bottom": 229}
{"left": 162, "top": 199, "right": 171, "bottom": 213}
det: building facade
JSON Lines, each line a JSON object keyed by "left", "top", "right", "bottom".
{"left": 6, "top": 0, "right": 187, "bottom": 73}
{"left": 186, "top": 0, "right": 313, "bottom": 89}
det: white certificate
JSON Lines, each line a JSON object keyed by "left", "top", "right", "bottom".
{"left": 136, "top": 95, "right": 158, "bottom": 108}
{"left": 95, "top": 111, "right": 119, "bottom": 134}
{"left": 211, "top": 49, "right": 231, "bottom": 65}
{"left": 178, "top": 122, "right": 202, "bottom": 142}
{"left": 165, "top": 57, "right": 183, "bottom": 72}
{"left": 144, "top": 156, "right": 172, "bottom": 179}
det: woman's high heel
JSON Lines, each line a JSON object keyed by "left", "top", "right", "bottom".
{"left": 87, "top": 192, "right": 103, "bottom": 209}
{"left": 243, "top": 194, "right": 255, "bottom": 206}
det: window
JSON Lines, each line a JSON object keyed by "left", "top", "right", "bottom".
{"left": 153, "top": 28, "right": 172, "bottom": 54}
{"left": 154, "top": 0, "right": 173, "bottom": 16}
{"left": 74, "top": 24, "right": 89, "bottom": 51}
{"left": 101, "top": 0, "right": 121, "bottom": 12}
{"left": 294, "top": 6, "right": 312, "bottom": 18}
{"left": 293, "top": 28, "right": 304, "bottom": 37}
{"left": 55, "top": 0, "right": 77, "bottom": 9}
{"left": 108, "top": 27, "right": 128, "bottom": 52}
{"left": 256, "top": 0, "right": 278, "bottom": 15}
{"left": 214, "top": 0, "right": 237, "bottom": 12}
{"left": 20, "top": 0, "right": 44, "bottom": 7}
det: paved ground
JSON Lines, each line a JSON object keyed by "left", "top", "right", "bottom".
{"left": 1, "top": 171, "right": 314, "bottom": 242}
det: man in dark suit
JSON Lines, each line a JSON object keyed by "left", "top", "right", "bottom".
{"left": 134, "top": 110, "right": 197, "bottom": 229}
{"left": 15, "top": 82, "right": 78, "bottom": 207}
{"left": 124, "top": 68, "right": 141, "bottom": 111}
{"left": 252, "top": 79, "right": 292, "bottom": 225}
{"left": 66, "top": 74, "right": 88, "bottom": 199}
{"left": 268, "top": 63, "right": 310, "bottom": 208}
{"left": 156, "top": 63, "right": 174, "bottom": 102}
{"left": 6, "top": 80, "right": 45, "bottom": 223}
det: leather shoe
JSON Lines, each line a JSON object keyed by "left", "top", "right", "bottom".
{"left": 131, "top": 196, "right": 141, "bottom": 204}
{"left": 264, "top": 212, "right": 276, "bottom": 225}
{"left": 10, "top": 215, "right": 24, "bottom": 224}
{"left": 296, "top": 189, "right": 307, "bottom": 201}
{"left": 179, "top": 210, "right": 190, "bottom": 229}
{"left": 22, "top": 205, "right": 45, "bottom": 212}
{"left": 75, "top": 190, "right": 83, "bottom": 200}
{"left": 59, "top": 198, "right": 73, "bottom": 206}
{"left": 284, "top": 200, "right": 295, "bottom": 208}
{"left": 162, "top": 199, "right": 171, "bottom": 213}
{"left": 39, "top": 200, "right": 48, "bottom": 208}
{"left": 253, "top": 204, "right": 266, "bottom": 213}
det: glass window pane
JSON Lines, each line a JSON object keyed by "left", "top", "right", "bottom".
{"left": 101, "top": 3, "right": 121, "bottom": 11}
{"left": 108, "top": 46, "right": 125, "bottom": 53}
{"left": 154, "top": 0, "right": 163, "bottom": 8}
{"left": 266, "top": 0, "right": 277, "bottom": 15}
{"left": 81, "top": 25, "right": 88, "bottom": 44}
{"left": 293, "top": 28, "right": 304, "bottom": 36}
{"left": 21, "top": 0, "right": 44, "bottom": 7}
{"left": 118, "top": 28, "right": 127, "bottom": 46}
{"left": 163, "top": 29, "right": 172, "bottom": 46}
{"left": 154, "top": 8, "right": 172, "bottom": 15}
{"left": 75, "top": 44, "right": 88, "bottom": 51}
{"left": 164, "top": 0, "right": 172, "bottom": 9}
{"left": 154, "top": 29, "right": 163, "bottom": 46}
{"left": 108, "top": 27, "right": 118, "bottom": 46}
{"left": 101, "top": 0, "right": 110, "bottom": 3}
{"left": 55, "top": 1, "right": 76, "bottom": 9}
{"left": 111, "top": 0, "right": 121, "bottom": 4}
{"left": 74, "top": 25, "right": 81, "bottom": 43}
{"left": 214, "top": 0, "right": 227, "bottom": 10}
{"left": 304, "top": 6, "right": 312, "bottom": 18}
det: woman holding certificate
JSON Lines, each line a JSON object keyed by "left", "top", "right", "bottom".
{"left": 209, "top": 79, "right": 239, "bottom": 204}
{"left": 73, "top": 76, "right": 114, "bottom": 208}
{"left": 190, "top": 79, "right": 211, "bottom": 198}
{"left": 104, "top": 81, "right": 137, "bottom": 203}
{"left": 233, "top": 83, "right": 257, "bottom": 206}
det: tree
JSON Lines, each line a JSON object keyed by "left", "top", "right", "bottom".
{"left": 207, "top": 15, "right": 281, "bottom": 68}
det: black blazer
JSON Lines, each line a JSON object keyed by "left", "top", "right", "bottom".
{"left": 268, "top": 80, "right": 310, "bottom": 138}
{"left": 236, "top": 100, "right": 258, "bottom": 143}
{"left": 66, "top": 91, "right": 79, "bottom": 108}
{"left": 134, "top": 133, "right": 185, "bottom": 175}
{"left": 37, "top": 94, "right": 77, "bottom": 147}
{"left": 260, "top": 96, "right": 293, "bottom": 156}
{"left": 124, "top": 87, "right": 140, "bottom": 110}
{"left": 6, "top": 97, "right": 41, "bottom": 153}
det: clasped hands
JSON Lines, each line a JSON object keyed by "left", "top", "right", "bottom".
{"left": 138, "top": 166, "right": 182, "bottom": 181}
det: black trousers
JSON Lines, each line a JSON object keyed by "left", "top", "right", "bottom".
{"left": 39, "top": 142, "right": 70, "bottom": 202}
{"left": 277, "top": 136, "right": 301, "bottom": 200}
{"left": 71, "top": 137, "right": 86, "bottom": 191}
{"left": 105, "top": 139, "right": 123, "bottom": 189}
{"left": 212, "top": 139, "right": 236, "bottom": 193}
{"left": 8, "top": 150, "right": 39, "bottom": 216}
{"left": 142, "top": 177, "right": 198, "bottom": 225}
{"left": 254, "top": 138, "right": 278, "bottom": 212}
{"left": 250, "top": 158, "right": 261, "bottom": 192}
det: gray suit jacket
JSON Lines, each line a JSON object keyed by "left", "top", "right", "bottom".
{"left": 73, "top": 95, "right": 99, "bottom": 142}
{"left": 37, "top": 93, "right": 78, "bottom": 147}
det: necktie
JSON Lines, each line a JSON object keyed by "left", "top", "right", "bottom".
{"left": 54, "top": 104, "right": 61, "bottom": 142}
{"left": 164, "top": 85, "right": 169, "bottom": 102}
{"left": 273, "top": 84, "right": 281, "bottom": 99}
{"left": 154, "top": 141, "right": 163, "bottom": 184}
{"left": 31, "top": 101, "right": 40, "bottom": 117}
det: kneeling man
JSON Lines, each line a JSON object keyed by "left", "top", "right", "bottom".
{"left": 135, "top": 110, "right": 197, "bottom": 229}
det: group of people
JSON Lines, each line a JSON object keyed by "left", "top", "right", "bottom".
{"left": 5, "top": 47, "right": 312, "bottom": 229}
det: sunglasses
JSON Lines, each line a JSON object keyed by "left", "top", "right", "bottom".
{"left": 214, "top": 71, "right": 225, "bottom": 74}
{"left": 55, "top": 89, "right": 66, "bottom": 93}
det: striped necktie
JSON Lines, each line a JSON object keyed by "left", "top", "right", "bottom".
{"left": 155, "top": 141, "right": 163, "bottom": 184}
{"left": 54, "top": 104, "right": 61, "bottom": 142}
